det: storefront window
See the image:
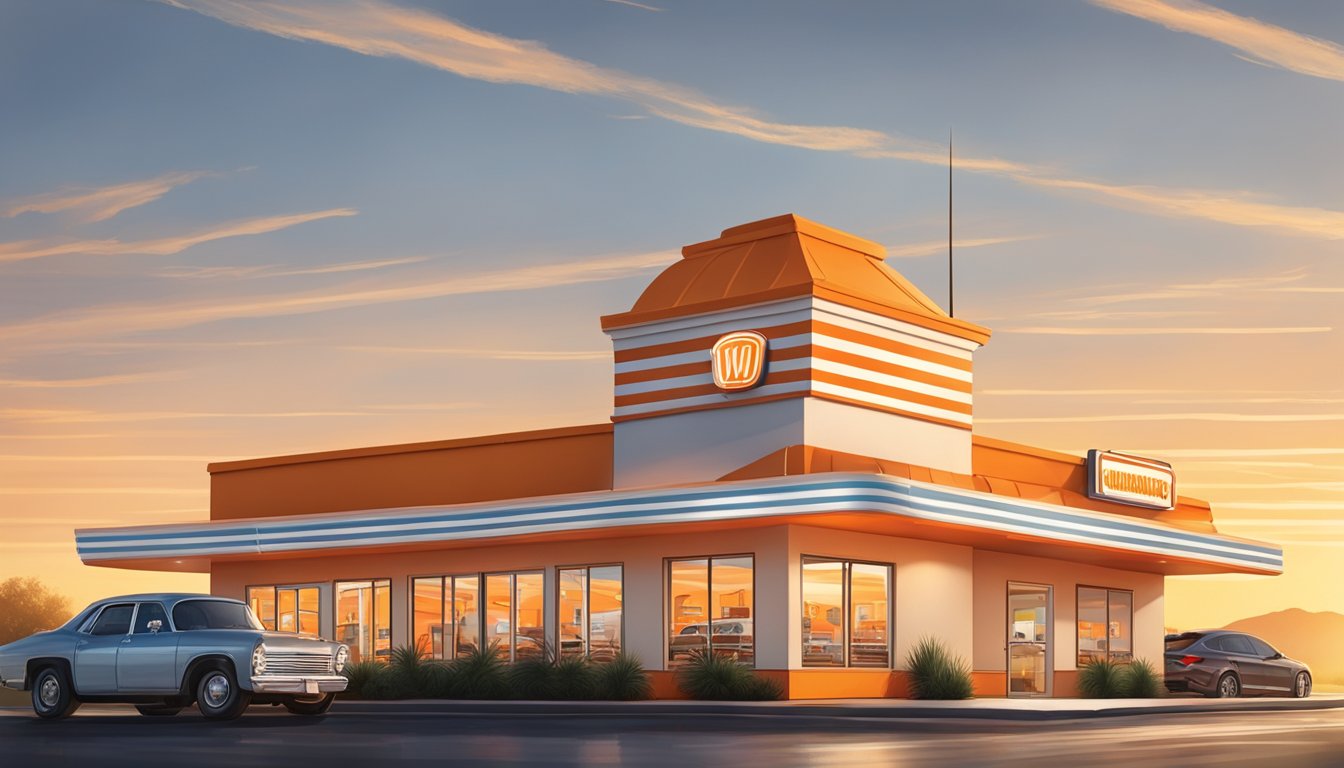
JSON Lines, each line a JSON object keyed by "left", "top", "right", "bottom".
{"left": 335, "top": 579, "right": 391, "bottom": 664}
{"left": 801, "top": 558, "right": 891, "bottom": 668}
{"left": 558, "top": 565, "right": 623, "bottom": 661}
{"left": 1077, "top": 586, "right": 1133, "bottom": 665}
{"left": 411, "top": 574, "right": 484, "bottom": 660}
{"left": 412, "top": 577, "right": 446, "bottom": 659}
{"left": 668, "top": 555, "right": 754, "bottom": 667}
{"left": 483, "top": 571, "right": 544, "bottom": 662}
{"left": 247, "top": 584, "right": 321, "bottom": 638}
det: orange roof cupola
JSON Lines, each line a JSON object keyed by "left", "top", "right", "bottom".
{"left": 602, "top": 213, "right": 990, "bottom": 345}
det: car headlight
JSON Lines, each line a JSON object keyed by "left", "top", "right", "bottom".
{"left": 252, "top": 643, "right": 267, "bottom": 676}
{"left": 334, "top": 645, "right": 348, "bottom": 673}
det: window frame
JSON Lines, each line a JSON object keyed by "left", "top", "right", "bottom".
{"left": 246, "top": 582, "right": 324, "bottom": 637}
{"left": 1075, "top": 585, "right": 1134, "bottom": 665}
{"left": 664, "top": 553, "right": 757, "bottom": 668}
{"left": 800, "top": 555, "right": 894, "bottom": 669}
{"left": 407, "top": 572, "right": 485, "bottom": 661}
{"left": 333, "top": 577, "right": 393, "bottom": 664}
{"left": 85, "top": 602, "right": 137, "bottom": 637}
{"left": 554, "top": 562, "right": 624, "bottom": 661}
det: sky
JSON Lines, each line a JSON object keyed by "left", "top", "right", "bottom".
{"left": 0, "top": 0, "right": 1340, "bottom": 631}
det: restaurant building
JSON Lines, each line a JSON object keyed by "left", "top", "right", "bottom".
{"left": 76, "top": 214, "right": 1283, "bottom": 698}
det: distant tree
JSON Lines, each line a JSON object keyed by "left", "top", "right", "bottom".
{"left": 0, "top": 577, "right": 73, "bottom": 645}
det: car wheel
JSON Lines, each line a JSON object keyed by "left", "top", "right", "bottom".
{"left": 1213, "top": 672, "right": 1240, "bottom": 698}
{"left": 195, "top": 667, "right": 251, "bottom": 720}
{"left": 135, "top": 704, "right": 183, "bottom": 717}
{"left": 1292, "top": 672, "right": 1312, "bottom": 699}
{"left": 282, "top": 693, "right": 335, "bottom": 716}
{"left": 31, "top": 666, "right": 80, "bottom": 720}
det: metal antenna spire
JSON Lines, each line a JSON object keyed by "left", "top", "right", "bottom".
{"left": 948, "top": 131, "right": 954, "bottom": 318}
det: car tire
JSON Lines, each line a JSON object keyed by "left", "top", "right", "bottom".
{"left": 1292, "top": 672, "right": 1312, "bottom": 699}
{"left": 31, "top": 666, "right": 80, "bottom": 720}
{"left": 282, "top": 693, "right": 335, "bottom": 716}
{"left": 135, "top": 704, "right": 183, "bottom": 716}
{"left": 195, "top": 666, "right": 251, "bottom": 720}
{"left": 1212, "top": 672, "right": 1240, "bottom": 698}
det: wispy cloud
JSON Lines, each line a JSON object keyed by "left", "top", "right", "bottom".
{"left": 341, "top": 345, "right": 609, "bottom": 361}
{"left": 162, "top": 0, "right": 1344, "bottom": 240}
{"left": 0, "top": 371, "right": 182, "bottom": 389}
{"left": 0, "top": 208, "right": 357, "bottom": 264}
{"left": 604, "top": 0, "right": 662, "bottom": 11}
{"left": 1066, "top": 269, "right": 1308, "bottom": 306}
{"left": 1091, "top": 0, "right": 1344, "bottom": 83}
{"left": 1216, "top": 501, "right": 1344, "bottom": 511}
{"left": 884, "top": 235, "right": 1039, "bottom": 259}
{"left": 0, "top": 408, "right": 427, "bottom": 424}
{"left": 981, "top": 388, "right": 1202, "bottom": 396}
{"left": 1, "top": 170, "right": 212, "bottom": 223}
{"left": 999, "top": 325, "right": 1331, "bottom": 335}
{"left": 1181, "top": 481, "right": 1344, "bottom": 491}
{"left": 982, "top": 411, "right": 1344, "bottom": 424}
{"left": 0, "top": 454, "right": 230, "bottom": 462}
{"left": 0, "top": 249, "right": 677, "bottom": 344}
{"left": 159, "top": 255, "right": 426, "bottom": 280}
{"left": 1098, "top": 448, "right": 1344, "bottom": 458}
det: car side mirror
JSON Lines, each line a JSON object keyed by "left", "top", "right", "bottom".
{"left": 1271, "top": 652, "right": 1283, "bottom": 660}
{"left": 147, "top": 620, "right": 163, "bottom": 634}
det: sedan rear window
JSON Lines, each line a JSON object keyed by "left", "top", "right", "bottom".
{"left": 172, "top": 600, "right": 265, "bottom": 631}
{"left": 1164, "top": 632, "right": 1204, "bottom": 651}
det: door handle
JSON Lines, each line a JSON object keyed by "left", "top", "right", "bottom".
{"left": 120, "top": 637, "right": 133, "bottom": 644}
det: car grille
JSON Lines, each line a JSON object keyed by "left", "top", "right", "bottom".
{"left": 266, "top": 652, "right": 332, "bottom": 675}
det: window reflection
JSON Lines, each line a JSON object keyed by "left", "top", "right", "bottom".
{"left": 1076, "top": 586, "right": 1133, "bottom": 665}
{"left": 248, "top": 584, "right": 320, "bottom": 638}
{"left": 668, "top": 556, "right": 754, "bottom": 667}
{"left": 558, "top": 565, "right": 623, "bottom": 661}
{"left": 802, "top": 558, "right": 891, "bottom": 668}
{"left": 336, "top": 579, "right": 391, "bottom": 664}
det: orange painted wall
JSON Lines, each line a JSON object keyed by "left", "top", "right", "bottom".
{"left": 208, "top": 424, "right": 612, "bottom": 520}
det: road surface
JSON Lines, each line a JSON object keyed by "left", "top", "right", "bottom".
{"left": 2, "top": 705, "right": 1342, "bottom": 767}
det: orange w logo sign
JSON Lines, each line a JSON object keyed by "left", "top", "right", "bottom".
{"left": 711, "top": 331, "right": 767, "bottom": 391}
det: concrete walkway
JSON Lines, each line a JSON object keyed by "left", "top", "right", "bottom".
{"left": 331, "top": 693, "right": 1344, "bottom": 721}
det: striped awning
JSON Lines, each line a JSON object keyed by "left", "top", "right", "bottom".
{"left": 76, "top": 472, "right": 1282, "bottom": 574}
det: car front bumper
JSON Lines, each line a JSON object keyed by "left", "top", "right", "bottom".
{"left": 249, "top": 675, "right": 348, "bottom": 695}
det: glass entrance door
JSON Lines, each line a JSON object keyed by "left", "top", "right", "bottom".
{"left": 1007, "top": 582, "right": 1052, "bottom": 697}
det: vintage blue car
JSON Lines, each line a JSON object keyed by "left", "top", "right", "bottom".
{"left": 0, "top": 593, "right": 348, "bottom": 719}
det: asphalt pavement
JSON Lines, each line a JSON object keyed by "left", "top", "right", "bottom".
{"left": 3, "top": 704, "right": 1344, "bottom": 767}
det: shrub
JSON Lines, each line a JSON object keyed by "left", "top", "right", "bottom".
{"left": 421, "top": 662, "right": 459, "bottom": 698}
{"left": 448, "top": 642, "right": 509, "bottom": 699}
{"left": 339, "top": 661, "right": 385, "bottom": 699}
{"left": 553, "top": 655, "right": 599, "bottom": 700}
{"left": 509, "top": 655, "right": 559, "bottom": 700}
{"left": 383, "top": 641, "right": 431, "bottom": 698}
{"left": 905, "top": 636, "right": 973, "bottom": 700}
{"left": 676, "top": 651, "right": 782, "bottom": 701}
{"left": 595, "top": 653, "right": 653, "bottom": 701}
{"left": 1120, "top": 658, "right": 1164, "bottom": 698}
{"left": 1077, "top": 658, "right": 1126, "bottom": 698}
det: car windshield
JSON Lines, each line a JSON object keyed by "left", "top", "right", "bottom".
{"left": 172, "top": 599, "right": 265, "bottom": 631}
{"left": 1165, "top": 632, "right": 1204, "bottom": 651}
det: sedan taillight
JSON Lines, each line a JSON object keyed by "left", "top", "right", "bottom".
{"left": 1179, "top": 655, "right": 1204, "bottom": 666}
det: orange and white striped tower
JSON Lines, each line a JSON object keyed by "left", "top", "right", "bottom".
{"left": 601, "top": 214, "right": 991, "bottom": 489}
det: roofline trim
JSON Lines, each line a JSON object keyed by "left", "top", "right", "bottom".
{"left": 77, "top": 472, "right": 1281, "bottom": 573}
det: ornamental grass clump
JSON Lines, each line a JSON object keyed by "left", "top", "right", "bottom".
{"left": 905, "top": 636, "right": 973, "bottom": 700}
{"left": 553, "top": 655, "right": 600, "bottom": 700}
{"left": 595, "top": 653, "right": 653, "bottom": 701}
{"left": 338, "top": 661, "right": 384, "bottom": 699}
{"left": 1077, "top": 658, "right": 1126, "bottom": 699}
{"left": 508, "top": 655, "right": 559, "bottom": 700}
{"left": 447, "top": 642, "right": 510, "bottom": 699}
{"left": 677, "top": 650, "right": 782, "bottom": 701}
{"left": 1120, "top": 658, "right": 1164, "bottom": 698}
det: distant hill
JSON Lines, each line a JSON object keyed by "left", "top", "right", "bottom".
{"left": 1221, "top": 609, "right": 1344, "bottom": 684}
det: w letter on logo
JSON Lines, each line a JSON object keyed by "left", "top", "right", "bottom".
{"left": 711, "top": 331, "right": 767, "bottom": 391}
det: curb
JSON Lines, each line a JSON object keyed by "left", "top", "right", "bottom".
{"left": 330, "top": 696, "right": 1344, "bottom": 722}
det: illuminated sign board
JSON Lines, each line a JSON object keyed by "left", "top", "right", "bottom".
{"left": 711, "top": 331, "right": 767, "bottom": 391}
{"left": 1086, "top": 450, "right": 1175, "bottom": 510}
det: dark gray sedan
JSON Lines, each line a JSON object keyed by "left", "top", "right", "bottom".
{"left": 1165, "top": 630, "right": 1311, "bottom": 698}
{"left": 0, "top": 593, "right": 348, "bottom": 720}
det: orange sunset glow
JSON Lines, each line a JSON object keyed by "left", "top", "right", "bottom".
{"left": 2, "top": 0, "right": 1341, "bottom": 650}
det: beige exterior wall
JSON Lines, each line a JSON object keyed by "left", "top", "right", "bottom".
{"left": 970, "top": 550, "right": 1164, "bottom": 675}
